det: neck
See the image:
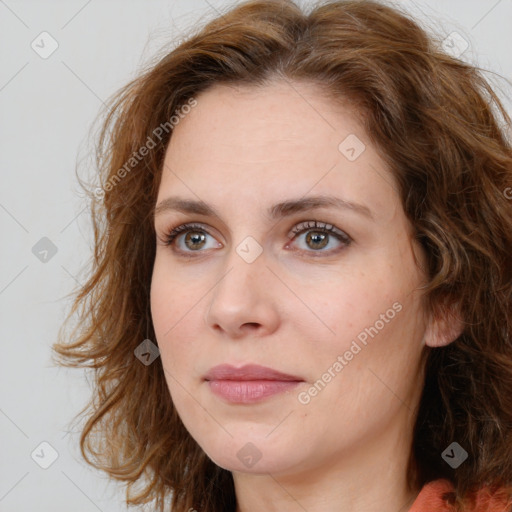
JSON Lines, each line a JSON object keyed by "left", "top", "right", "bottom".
{"left": 233, "top": 411, "right": 420, "bottom": 512}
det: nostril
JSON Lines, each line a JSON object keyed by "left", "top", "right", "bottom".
{"left": 242, "top": 322, "right": 261, "bottom": 330}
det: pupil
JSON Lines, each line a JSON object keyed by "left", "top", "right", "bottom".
{"left": 306, "top": 231, "right": 328, "bottom": 250}
{"left": 185, "top": 231, "right": 206, "bottom": 250}
{"left": 183, "top": 230, "right": 329, "bottom": 251}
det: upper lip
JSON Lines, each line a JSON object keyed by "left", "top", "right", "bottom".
{"left": 204, "top": 364, "right": 303, "bottom": 382}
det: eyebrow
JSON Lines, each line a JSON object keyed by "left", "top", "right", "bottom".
{"left": 154, "top": 194, "right": 374, "bottom": 222}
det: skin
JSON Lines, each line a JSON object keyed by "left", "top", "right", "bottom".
{"left": 150, "top": 80, "right": 462, "bottom": 512}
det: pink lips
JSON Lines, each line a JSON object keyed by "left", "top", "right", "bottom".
{"left": 204, "top": 364, "right": 303, "bottom": 404}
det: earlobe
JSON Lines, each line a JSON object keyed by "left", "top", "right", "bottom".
{"left": 423, "top": 301, "right": 465, "bottom": 348}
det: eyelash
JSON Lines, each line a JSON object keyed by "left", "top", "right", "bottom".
{"left": 160, "top": 220, "right": 352, "bottom": 257}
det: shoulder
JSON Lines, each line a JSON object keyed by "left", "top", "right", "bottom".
{"left": 409, "top": 479, "right": 455, "bottom": 512}
{"left": 409, "top": 479, "right": 512, "bottom": 512}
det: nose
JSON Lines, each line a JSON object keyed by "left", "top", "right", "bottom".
{"left": 204, "top": 247, "right": 281, "bottom": 339}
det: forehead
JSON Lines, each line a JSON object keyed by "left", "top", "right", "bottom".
{"left": 167, "top": 80, "right": 359, "bottom": 159}
{"left": 159, "top": 80, "right": 400, "bottom": 225}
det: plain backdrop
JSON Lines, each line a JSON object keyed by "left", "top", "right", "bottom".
{"left": 1, "top": 0, "right": 511, "bottom": 510}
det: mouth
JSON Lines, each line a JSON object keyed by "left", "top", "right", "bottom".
{"left": 204, "top": 364, "right": 304, "bottom": 404}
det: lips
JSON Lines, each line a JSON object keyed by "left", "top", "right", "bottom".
{"left": 203, "top": 363, "right": 303, "bottom": 382}
{"left": 204, "top": 364, "right": 304, "bottom": 403}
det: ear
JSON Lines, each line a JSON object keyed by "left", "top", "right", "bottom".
{"left": 423, "top": 300, "right": 465, "bottom": 348}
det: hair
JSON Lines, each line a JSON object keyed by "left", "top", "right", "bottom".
{"left": 52, "top": 0, "right": 512, "bottom": 510}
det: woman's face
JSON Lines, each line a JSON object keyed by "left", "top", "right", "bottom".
{"left": 151, "top": 80, "right": 430, "bottom": 476}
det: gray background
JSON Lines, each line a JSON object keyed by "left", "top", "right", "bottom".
{"left": 1, "top": 0, "right": 511, "bottom": 510}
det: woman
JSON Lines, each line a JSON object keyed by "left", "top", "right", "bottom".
{"left": 53, "top": 1, "right": 512, "bottom": 511}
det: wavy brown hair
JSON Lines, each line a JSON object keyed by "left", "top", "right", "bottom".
{"left": 52, "top": 0, "right": 512, "bottom": 510}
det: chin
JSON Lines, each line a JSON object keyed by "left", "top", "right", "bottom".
{"left": 208, "top": 451, "right": 298, "bottom": 475}
{"left": 198, "top": 431, "right": 306, "bottom": 475}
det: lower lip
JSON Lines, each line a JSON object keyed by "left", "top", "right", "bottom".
{"left": 207, "top": 380, "right": 302, "bottom": 403}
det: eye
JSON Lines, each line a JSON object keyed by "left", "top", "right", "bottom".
{"left": 285, "top": 220, "right": 351, "bottom": 255}
{"left": 159, "top": 220, "right": 352, "bottom": 257}
{"left": 160, "top": 223, "right": 221, "bottom": 255}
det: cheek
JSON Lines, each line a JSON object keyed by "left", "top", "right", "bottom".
{"left": 150, "top": 257, "right": 197, "bottom": 332}
{"left": 150, "top": 278, "right": 174, "bottom": 348}
{"left": 316, "top": 267, "right": 422, "bottom": 371}
{"left": 150, "top": 264, "right": 192, "bottom": 365}
{"left": 315, "top": 271, "right": 393, "bottom": 337}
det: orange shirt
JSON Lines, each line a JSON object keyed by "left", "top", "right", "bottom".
{"left": 410, "top": 479, "right": 512, "bottom": 512}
